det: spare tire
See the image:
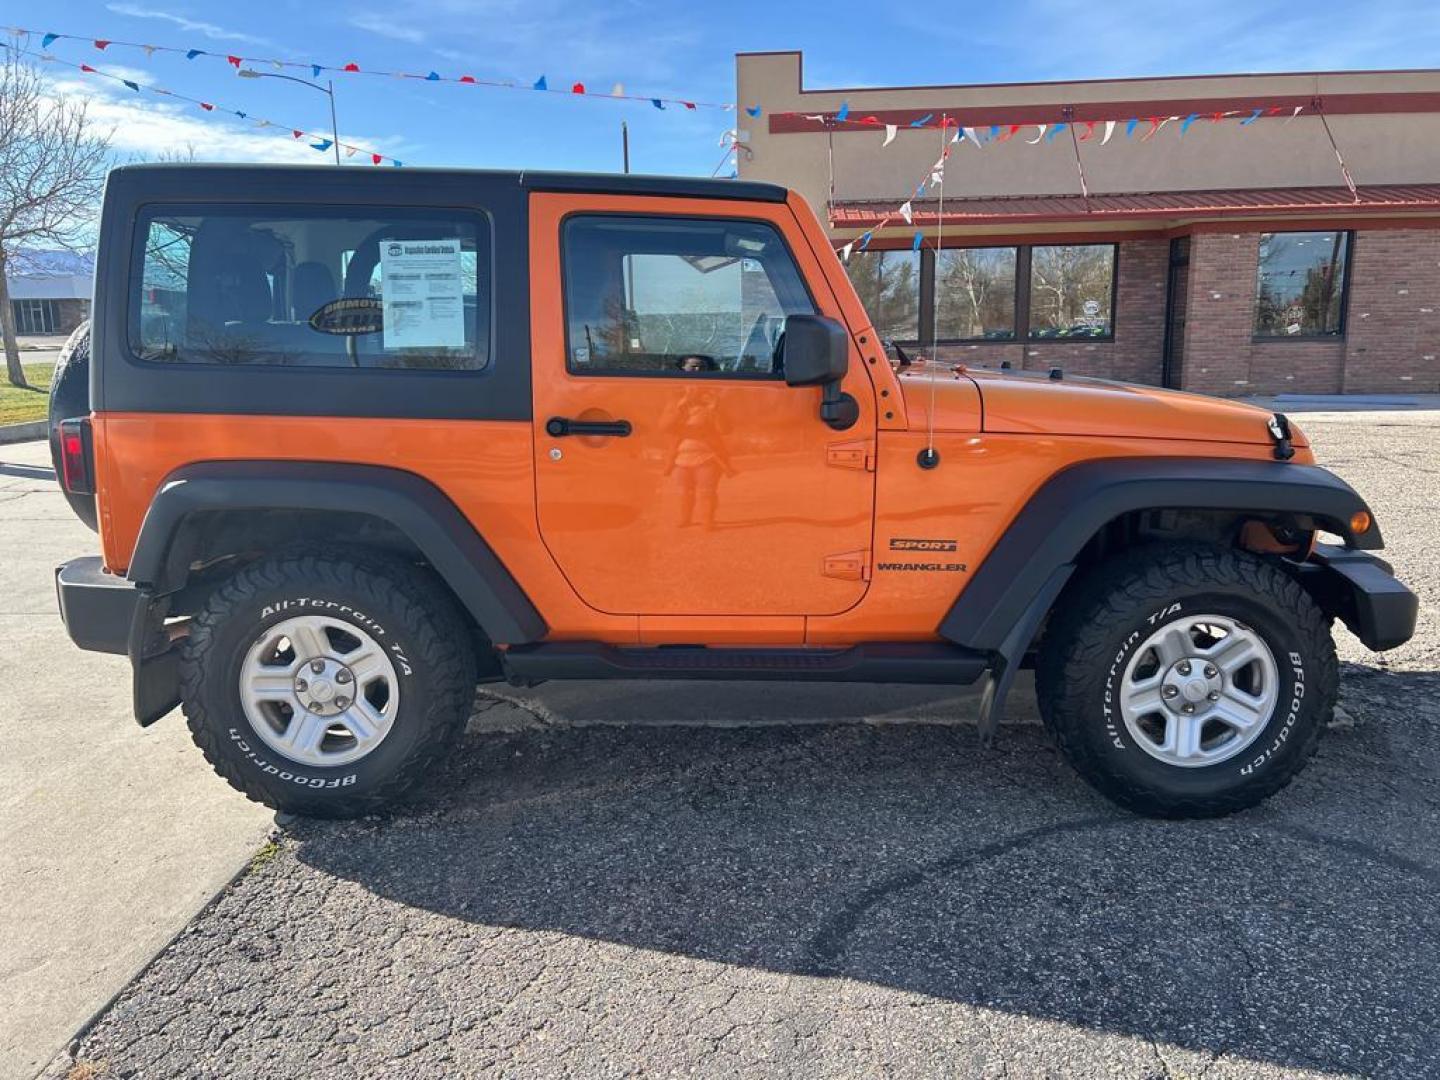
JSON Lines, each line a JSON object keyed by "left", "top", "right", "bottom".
{"left": 48, "top": 320, "right": 98, "bottom": 531}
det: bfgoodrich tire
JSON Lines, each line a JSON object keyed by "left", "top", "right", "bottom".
{"left": 1036, "top": 544, "right": 1337, "bottom": 818}
{"left": 180, "top": 550, "right": 476, "bottom": 817}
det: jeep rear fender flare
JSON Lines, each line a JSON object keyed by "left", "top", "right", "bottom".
{"left": 940, "top": 456, "right": 1379, "bottom": 653}
{"left": 128, "top": 461, "right": 547, "bottom": 645}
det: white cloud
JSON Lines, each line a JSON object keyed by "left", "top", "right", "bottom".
{"left": 104, "top": 3, "right": 276, "bottom": 47}
{"left": 348, "top": 13, "right": 428, "bottom": 45}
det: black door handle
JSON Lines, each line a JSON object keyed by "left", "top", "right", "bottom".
{"left": 545, "top": 416, "right": 632, "bottom": 438}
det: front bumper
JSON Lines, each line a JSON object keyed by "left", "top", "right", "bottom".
{"left": 1299, "top": 544, "right": 1419, "bottom": 652}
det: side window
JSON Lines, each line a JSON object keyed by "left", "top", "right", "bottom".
{"left": 562, "top": 215, "right": 814, "bottom": 376}
{"left": 130, "top": 205, "right": 490, "bottom": 369}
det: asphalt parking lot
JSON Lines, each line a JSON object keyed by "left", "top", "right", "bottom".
{"left": 35, "top": 411, "right": 1440, "bottom": 1079}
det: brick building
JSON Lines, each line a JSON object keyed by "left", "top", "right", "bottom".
{"left": 735, "top": 53, "right": 1440, "bottom": 395}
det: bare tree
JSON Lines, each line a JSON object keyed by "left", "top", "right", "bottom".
{"left": 0, "top": 48, "right": 111, "bottom": 387}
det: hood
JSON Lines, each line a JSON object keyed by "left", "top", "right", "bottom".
{"left": 964, "top": 368, "right": 1305, "bottom": 447}
{"left": 895, "top": 365, "right": 984, "bottom": 431}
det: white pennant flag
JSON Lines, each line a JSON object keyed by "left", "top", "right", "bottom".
{"left": 1284, "top": 105, "right": 1303, "bottom": 124}
{"left": 1026, "top": 124, "right": 1047, "bottom": 144}
{"left": 951, "top": 126, "right": 962, "bottom": 143}
{"left": 1101, "top": 119, "right": 1117, "bottom": 145}
{"left": 611, "top": 82, "right": 624, "bottom": 97}
{"left": 963, "top": 126, "right": 982, "bottom": 147}
{"left": 882, "top": 124, "right": 898, "bottom": 146}
{"left": 344, "top": 145, "right": 358, "bottom": 157}
{"left": 143, "top": 45, "right": 157, "bottom": 57}
{"left": 840, "top": 242, "right": 855, "bottom": 262}
{"left": 898, "top": 200, "right": 913, "bottom": 225}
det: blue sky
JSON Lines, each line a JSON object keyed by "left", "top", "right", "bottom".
{"left": 6, "top": 0, "right": 1438, "bottom": 177}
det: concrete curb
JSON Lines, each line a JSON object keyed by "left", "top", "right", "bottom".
{"left": 0, "top": 421, "right": 46, "bottom": 445}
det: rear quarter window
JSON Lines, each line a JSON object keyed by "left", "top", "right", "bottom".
{"left": 130, "top": 205, "right": 491, "bottom": 370}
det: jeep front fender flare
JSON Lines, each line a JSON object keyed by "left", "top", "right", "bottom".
{"left": 128, "top": 461, "right": 547, "bottom": 645}
{"left": 940, "top": 456, "right": 1378, "bottom": 653}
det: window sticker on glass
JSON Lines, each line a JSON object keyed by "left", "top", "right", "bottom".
{"left": 380, "top": 238, "right": 465, "bottom": 349}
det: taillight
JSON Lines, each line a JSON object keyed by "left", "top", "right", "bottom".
{"left": 58, "top": 418, "right": 95, "bottom": 495}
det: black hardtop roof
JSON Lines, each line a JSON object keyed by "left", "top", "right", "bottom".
{"left": 106, "top": 163, "right": 789, "bottom": 203}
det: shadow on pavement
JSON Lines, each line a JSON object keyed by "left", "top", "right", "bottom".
{"left": 293, "top": 670, "right": 1440, "bottom": 1077}
{"left": 0, "top": 461, "right": 55, "bottom": 481}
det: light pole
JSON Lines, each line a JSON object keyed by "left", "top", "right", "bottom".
{"left": 238, "top": 69, "right": 341, "bottom": 165}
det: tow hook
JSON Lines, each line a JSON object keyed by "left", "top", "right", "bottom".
{"left": 1267, "top": 412, "right": 1296, "bottom": 461}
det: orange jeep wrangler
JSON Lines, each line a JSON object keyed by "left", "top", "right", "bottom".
{"left": 53, "top": 164, "right": 1417, "bottom": 819}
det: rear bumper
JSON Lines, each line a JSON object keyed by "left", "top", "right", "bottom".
{"left": 55, "top": 556, "right": 141, "bottom": 655}
{"left": 56, "top": 556, "right": 182, "bottom": 726}
{"left": 1301, "top": 544, "right": 1418, "bottom": 652}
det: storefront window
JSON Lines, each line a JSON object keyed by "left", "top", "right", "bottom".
{"left": 845, "top": 249, "right": 920, "bottom": 341}
{"left": 936, "top": 247, "right": 1017, "bottom": 340}
{"left": 1028, "top": 244, "right": 1115, "bottom": 338}
{"left": 1254, "top": 231, "right": 1349, "bottom": 338}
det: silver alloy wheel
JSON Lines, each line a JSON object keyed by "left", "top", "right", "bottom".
{"left": 1119, "top": 613, "right": 1279, "bottom": 768}
{"left": 239, "top": 614, "right": 400, "bottom": 768}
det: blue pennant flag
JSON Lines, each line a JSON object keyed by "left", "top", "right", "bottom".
{"left": 186, "top": 49, "right": 204, "bottom": 60}
{"left": 858, "top": 230, "right": 872, "bottom": 250}
{"left": 651, "top": 98, "right": 664, "bottom": 109}
{"left": 235, "top": 110, "right": 246, "bottom": 118}
{"left": 910, "top": 113, "right": 933, "bottom": 128}
{"left": 533, "top": 75, "right": 547, "bottom": 90}
{"left": 1180, "top": 112, "right": 1199, "bottom": 134}
{"left": 311, "top": 64, "right": 322, "bottom": 78}
{"left": 122, "top": 79, "right": 140, "bottom": 92}
{"left": 989, "top": 124, "right": 1001, "bottom": 138}
{"left": 745, "top": 105, "right": 762, "bottom": 117}
{"left": 42, "top": 32, "right": 59, "bottom": 47}
{"left": 426, "top": 71, "right": 440, "bottom": 81}
{"left": 912, "top": 231, "right": 923, "bottom": 251}
{"left": 836, "top": 102, "right": 849, "bottom": 122}
{"left": 1046, "top": 122, "right": 1067, "bottom": 141}
{"left": 1125, "top": 117, "right": 1139, "bottom": 137}
{"left": 311, "top": 139, "right": 333, "bottom": 152}
{"left": 1240, "top": 108, "right": 1263, "bottom": 126}
{"left": 392, "top": 159, "right": 403, "bottom": 167}
{"left": 916, "top": 182, "right": 926, "bottom": 197}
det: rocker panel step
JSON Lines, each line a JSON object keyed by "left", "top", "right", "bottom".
{"left": 502, "top": 642, "right": 990, "bottom": 685}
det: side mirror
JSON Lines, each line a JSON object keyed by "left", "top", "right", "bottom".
{"left": 782, "top": 314, "right": 858, "bottom": 431}
{"left": 782, "top": 314, "right": 848, "bottom": 386}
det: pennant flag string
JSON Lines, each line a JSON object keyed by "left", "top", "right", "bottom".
{"left": 32, "top": 49, "right": 404, "bottom": 165}
{"left": 794, "top": 100, "right": 1309, "bottom": 146}
{"left": 9, "top": 25, "right": 755, "bottom": 115}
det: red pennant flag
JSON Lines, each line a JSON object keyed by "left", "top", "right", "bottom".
{"left": 292, "top": 129, "right": 303, "bottom": 138}
{"left": 199, "top": 102, "right": 215, "bottom": 111}
{"left": 1078, "top": 120, "right": 1096, "bottom": 140}
{"left": 682, "top": 101, "right": 696, "bottom": 109}
{"left": 94, "top": 39, "right": 111, "bottom": 49}
{"left": 1211, "top": 111, "right": 1224, "bottom": 123}
{"left": 997, "top": 124, "right": 1020, "bottom": 142}
{"left": 572, "top": 82, "right": 585, "bottom": 94}
{"left": 343, "top": 62, "right": 360, "bottom": 72}
{"left": 1266, "top": 105, "right": 1283, "bottom": 116}
{"left": 227, "top": 55, "right": 242, "bottom": 68}
{"left": 860, "top": 115, "right": 881, "bottom": 125}
{"left": 80, "top": 63, "right": 96, "bottom": 73}
{"left": 372, "top": 153, "right": 382, "bottom": 164}
{"left": 459, "top": 75, "right": 476, "bottom": 83}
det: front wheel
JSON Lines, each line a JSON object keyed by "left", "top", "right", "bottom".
{"left": 180, "top": 550, "right": 477, "bottom": 817}
{"left": 1036, "top": 545, "right": 1338, "bottom": 818}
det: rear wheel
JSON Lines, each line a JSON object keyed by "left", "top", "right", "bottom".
{"left": 1036, "top": 544, "right": 1337, "bottom": 818}
{"left": 180, "top": 550, "right": 476, "bottom": 817}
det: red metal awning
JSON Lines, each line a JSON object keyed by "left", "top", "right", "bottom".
{"left": 828, "top": 184, "right": 1440, "bottom": 229}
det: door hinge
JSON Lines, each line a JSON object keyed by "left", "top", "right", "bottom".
{"left": 827, "top": 439, "right": 875, "bottom": 471}
{"left": 823, "top": 549, "right": 871, "bottom": 581}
